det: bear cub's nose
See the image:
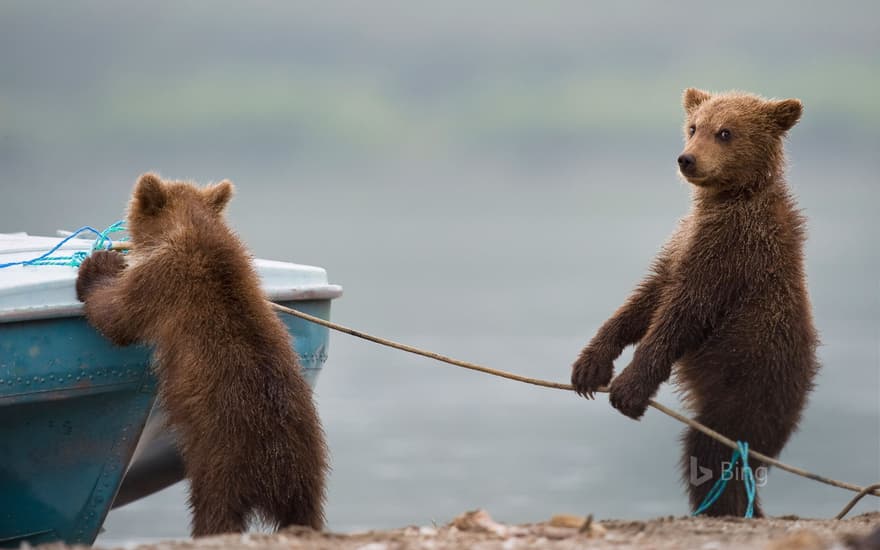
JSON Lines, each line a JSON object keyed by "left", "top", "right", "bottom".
{"left": 677, "top": 154, "right": 696, "bottom": 173}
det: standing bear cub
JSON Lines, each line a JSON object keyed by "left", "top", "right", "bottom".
{"left": 76, "top": 174, "right": 328, "bottom": 535}
{"left": 571, "top": 89, "right": 819, "bottom": 517}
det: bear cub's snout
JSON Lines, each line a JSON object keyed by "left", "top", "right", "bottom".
{"left": 677, "top": 153, "right": 696, "bottom": 174}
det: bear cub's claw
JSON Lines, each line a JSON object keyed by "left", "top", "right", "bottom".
{"left": 571, "top": 346, "right": 614, "bottom": 399}
{"left": 76, "top": 250, "right": 126, "bottom": 302}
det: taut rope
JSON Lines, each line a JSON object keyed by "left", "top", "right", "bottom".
{"left": 269, "top": 302, "right": 880, "bottom": 519}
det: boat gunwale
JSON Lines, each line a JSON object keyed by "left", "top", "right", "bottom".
{"left": 0, "top": 285, "right": 343, "bottom": 324}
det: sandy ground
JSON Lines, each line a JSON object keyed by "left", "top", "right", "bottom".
{"left": 41, "top": 510, "right": 880, "bottom": 550}
{"left": 39, "top": 510, "right": 880, "bottom": 550}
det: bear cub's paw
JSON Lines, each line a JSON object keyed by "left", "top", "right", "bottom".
{"left": 571, "top": 345, "right": 615, "bottom": 399}
{"left": 608, "top": 368, "right": 653, "bottom": 420}
{"left": 76, "top": 250, "right": 126, "bottom": 302}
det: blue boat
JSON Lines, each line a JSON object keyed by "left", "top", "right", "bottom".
{"left": 0, "top": 233, "right": 342, "bottom": 547}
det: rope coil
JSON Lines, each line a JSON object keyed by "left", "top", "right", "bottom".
{"left": 0, "top": 221, "right": 126, "bottom": 269}
{"left": 691, "top": 441, "right": 757, "bottom": 518}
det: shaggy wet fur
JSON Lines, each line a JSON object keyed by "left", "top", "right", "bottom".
{"left": 571, "top": 89, "right": 819, "bottom": 517}
{"left": 77, "top": 174, "right": 328, "bottom": 535}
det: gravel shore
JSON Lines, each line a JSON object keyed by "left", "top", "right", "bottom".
{"left": 39, "top": 510, "right": 880, "bottom": 550}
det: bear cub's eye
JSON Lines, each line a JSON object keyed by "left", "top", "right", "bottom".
{"left": 718, "top": 129, "right": 732, "bottom": 141}
{"left": 688, "top": 125, "right": 696, "bottom": 137}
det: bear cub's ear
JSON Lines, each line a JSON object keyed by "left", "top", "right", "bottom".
{"left": 683, "top": 88, "right": 711, "bottom": 114}
{"left": 205, "top": 180, "right": 234, "bottom": 213}
{"left": 766, "top": 98, "right": 803, "bottom": 133}
{"left": 134, "top": 173, "right": 167, "bottom": 216}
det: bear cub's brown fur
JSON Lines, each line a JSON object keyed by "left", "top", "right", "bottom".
{"left": 77, "top": 174, "right": 328, "bottom": 535}
{"left": 571, "top": 89, "right": 819, "bottom": 517}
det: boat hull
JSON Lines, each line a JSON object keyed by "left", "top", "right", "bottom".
{"left": 0, "top": 299, "right": 331, "bottom": 547}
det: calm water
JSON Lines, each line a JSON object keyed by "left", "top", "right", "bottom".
{"left": 4, "top": 139, "right": 874, "bottom": 544}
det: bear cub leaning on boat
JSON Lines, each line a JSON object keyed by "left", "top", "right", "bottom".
{"left": 571, "top": 89, "right": 819, "bottom": 517}
{"left": 76, "top": 174, "right": 328, "bottom": 536}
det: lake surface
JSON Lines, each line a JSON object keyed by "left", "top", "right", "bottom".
{"left": 2, "top": 141, "right": 877, "bottom": 545}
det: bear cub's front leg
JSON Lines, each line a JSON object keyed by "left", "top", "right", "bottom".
{"left": 76, "top": 250, "right": 126, "bottom": 302}
{"left": 571, "top": 269, "right": 666, "bottom": 398}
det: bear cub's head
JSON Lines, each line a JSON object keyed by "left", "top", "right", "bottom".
{"left": 127, "top": 173, "right": 234, "bottom": 243}
{"left": 677, "top": 88, "right": 802, "bottom": 192}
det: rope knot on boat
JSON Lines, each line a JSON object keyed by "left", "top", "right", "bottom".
{"left": 0, "top": 221, "right": 126, "bottom": 269}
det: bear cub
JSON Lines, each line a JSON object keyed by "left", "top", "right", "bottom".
{"left": 571, "top": 89, "right": 819, "bottom": 517}
{"left": 77, "top": 174, "right": 328, "bottom": 535}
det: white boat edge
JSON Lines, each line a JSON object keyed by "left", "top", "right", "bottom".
{"left": 0, "top": 233, "right": 344, "bottom": 323}
{"left": 0, "top": 285, "right": 344, "bottom": 324}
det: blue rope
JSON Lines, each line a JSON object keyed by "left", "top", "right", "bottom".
{"left": 92, "top": 220, "right": 126, "bottom": 253}
{"left": 0, "top": 221, "right": 126, "bottom": 269}
{"left": 692, "top": 440, "right": 757, "bottom": 518}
